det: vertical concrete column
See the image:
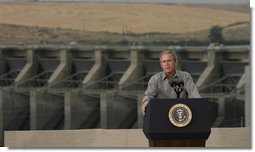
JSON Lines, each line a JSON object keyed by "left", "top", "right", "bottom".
{"left": 245, "top": 66, "right": 251, "bottom": 127}
{"left": 0, "top": 89, "right": 3, "bottom": 146}
{"left": 30, "top": 90, "right": 37, "bottom": 130}
{"left": 100, "top": 92, "right": 137, "bottom": 129}
{"left": 30, "top": 90, "right": 64, "bottom": 130}
{"left": 15, "top": 49, "right": 37, "bottom": 86}
{"left": 48, "top": 50, "right": 71, "bottom": 87}
{"left": 212, "top": 98, "right": 225, "bottom": 127}
{"left": 119, "top": 50, "right": 143, "bottom": 90}
{"left": 101, "top": 92, "right": 124, "bottom": 129}
{"left": 64, "top": 91, "right": 72, "bottom": 129}
{"left": 137, "top": 93, "right": 144, "bottom": 128}
{"left": 100, "top": 93, "right": 108, "bottom": 129}
{"left": 83, "top": 50, "right": 106, "bottom": 89}
{"left": 65, "top": 91, "right": 100, "bottom": 129}
{"left": 196, "top": 46, "right": 222, "bottom": 89}
{"left": 0, "top": 49, "right": 7, "bottom": 76}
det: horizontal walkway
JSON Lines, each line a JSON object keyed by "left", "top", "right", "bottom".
{"left": 4, "top": 128, "right": 250, "bottom": 148}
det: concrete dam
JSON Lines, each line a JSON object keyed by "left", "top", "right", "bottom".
{"left": 0, "top": 44, "right": 250, "bottom": 146}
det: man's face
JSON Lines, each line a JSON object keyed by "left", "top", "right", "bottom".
{"left": 160, "top": 53, "right": 177, "bottom": 74}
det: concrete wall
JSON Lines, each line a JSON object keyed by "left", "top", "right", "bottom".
{"left": 0, "top": 88, "right": 30, "bottom": 146}
{"left": 4, "top": 128, "right": 251, "bottom": 148}
{"left": 0, "top": 45, "right": 250, "bottom": 147}
{"left": 30, "top": 90, "right": 64, "bottom": 130}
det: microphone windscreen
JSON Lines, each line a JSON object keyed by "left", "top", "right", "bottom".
{"left": 169, "top": 79, "right": 177, "bottom": 87}
{"left": 176, "top": 78, "right": 184, "bottom": 88}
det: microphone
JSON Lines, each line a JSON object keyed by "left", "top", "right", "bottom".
{"left": 169, "top": 78, "right": 184, "bottom": 98}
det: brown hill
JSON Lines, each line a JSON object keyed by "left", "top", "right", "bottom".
{"left": 0, "top": 2, "right": 250, "bottom": 34}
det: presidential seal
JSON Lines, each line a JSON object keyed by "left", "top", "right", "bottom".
{"left": 168, "top": 103, "right": 192, "bottom": 127}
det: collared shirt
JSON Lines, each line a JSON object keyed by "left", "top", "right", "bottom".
{"left": 142, "top": 70, "right": 201, "bottom": 106}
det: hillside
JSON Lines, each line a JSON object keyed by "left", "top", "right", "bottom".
{"left": 0, "top": 2, "right": 250, "bottom": 45}
{"left": 0, "top": 2, "right": 250, "bottom": 33}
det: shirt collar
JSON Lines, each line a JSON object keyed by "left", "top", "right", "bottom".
{"left": 162, "top": 70, "right": 180, "bottom": 80}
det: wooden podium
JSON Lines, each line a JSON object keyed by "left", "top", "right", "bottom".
{"left": 143, "top": 98, "right": 214, "bottom": 147}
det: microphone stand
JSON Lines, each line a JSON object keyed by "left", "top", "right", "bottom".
{"left": 174, "top": 84, "right": 183, "bottom": 99}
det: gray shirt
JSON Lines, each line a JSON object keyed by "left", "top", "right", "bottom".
{"left": 142, "top": 70, "right": 201, "bottom": 106}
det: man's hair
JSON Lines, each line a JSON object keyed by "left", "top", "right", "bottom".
{"left": 159, "top": 50, "right": 177, "bottom": 62}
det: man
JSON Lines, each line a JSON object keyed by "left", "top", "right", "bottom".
{"left": 141, "top": 50, "right": 201, "bottom": 116}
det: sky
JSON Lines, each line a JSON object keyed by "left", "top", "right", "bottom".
{"left": 0, "top": 0, "right": 250, "bottom": 4}
{"left": 76, "top": 0, "right": 250, "bottom": 4}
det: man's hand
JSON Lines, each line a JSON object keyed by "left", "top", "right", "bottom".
{"left": 141, "top": 104, "right": 146, "bottom": 116}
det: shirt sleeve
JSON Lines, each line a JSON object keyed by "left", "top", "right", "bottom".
{"left": 185, "top": 73, "right": 201, "bottom": 98}
{"left": 142, "top": 76, "right": 158, "bottom": 107}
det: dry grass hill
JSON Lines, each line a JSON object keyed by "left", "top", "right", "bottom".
{"left": 0, "top": 2, "right": 250, "bottom": 45}
{"left": 0, "top": 2, "right": 250, "bottom": 33}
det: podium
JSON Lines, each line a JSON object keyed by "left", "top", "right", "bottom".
{"left": 143, "top": 98, "right": 213, "bottom": 147}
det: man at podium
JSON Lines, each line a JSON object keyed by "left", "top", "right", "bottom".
{"left": 141, "top": 50, "right": 201, "bottom": 116}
